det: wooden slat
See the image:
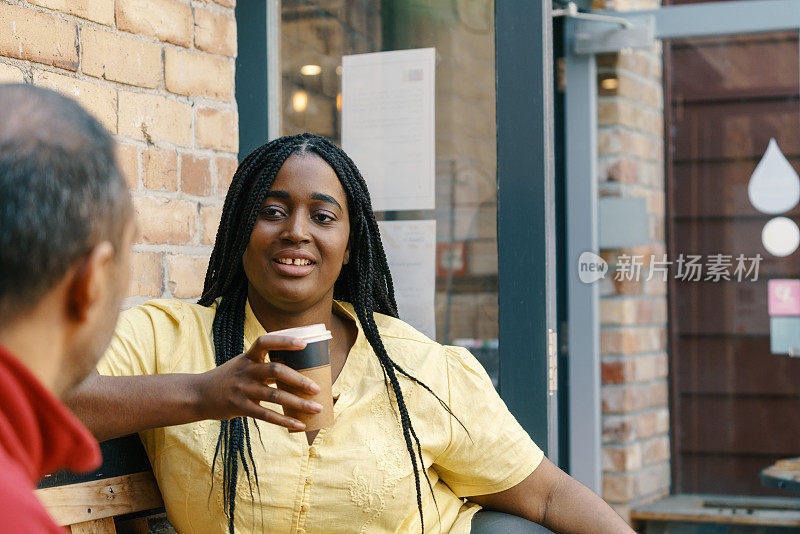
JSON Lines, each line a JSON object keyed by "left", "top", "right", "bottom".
{"left": 680, "top": 397, "right": 800, "bottom": 456}
{"left": 673, "top": 99, "right": 800, "bottom": 161}
{"left": 672, "top": 279, "right": 770, "bottom": 336}
{"left": 631, "top": 494, "right": 800, "bottom": 526}
{"left": 670, "top": 35, "right": 798, "bottom": 102}
{"left": 679, "top": 453, "right": 792, "bottom": 496}
{"left": 36, "top": 471, "right": 163, "bottom": 526}
{"left": 676, "top": 337, "right": 800, "bottom": 396}
{"left": 672, "top": 159, "right": 800, "bottom": 219}
{"left": 69, "top": 517, "right": 116, "bottom": 533}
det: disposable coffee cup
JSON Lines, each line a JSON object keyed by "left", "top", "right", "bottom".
{"left": 268, "top": 324, "right": 333, "bottom": 432}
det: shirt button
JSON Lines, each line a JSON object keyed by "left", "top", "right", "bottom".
{"left": 305, "top": 475, "right": 313, "bottom": 485}
{"left": 300, "top": 502, "right": 310, "bottom": 512}
{"left": 308, "top": 446, "right": 318, "bottom": 457}
{"left": 297, "top": 529, "right": 306, "bottom": 534}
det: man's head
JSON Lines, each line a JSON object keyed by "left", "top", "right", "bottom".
{"left": 0, "top": 84, "right": 135, "bottom": 396}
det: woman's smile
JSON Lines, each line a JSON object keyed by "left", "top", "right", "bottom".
{"left": 271, "top": 249, "right": 317, "bottom": 276}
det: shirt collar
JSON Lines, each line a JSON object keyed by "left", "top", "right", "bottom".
{"left": 0, "top": 344, "right": 101, "bottom": 483}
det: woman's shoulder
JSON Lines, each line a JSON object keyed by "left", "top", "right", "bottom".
{"left": 372, "top": 311, "right": 492, "bottom": 384}
{"left": 373, "top": 310, "right": 436, "bottom": 346}
{"left": 118, "top": 298, "right": 217, "bottom": 332}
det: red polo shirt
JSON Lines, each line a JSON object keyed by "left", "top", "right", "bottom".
{"left": 0, "top": 344, "right": 101, "bottom": 532}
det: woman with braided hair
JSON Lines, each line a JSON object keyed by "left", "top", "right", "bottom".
{"left": 68, "top": 133, "right": 633, "bottom": 534}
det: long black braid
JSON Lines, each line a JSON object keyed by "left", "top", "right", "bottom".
{"left": 199, "top": 133, "right": 461, "bottom": 533}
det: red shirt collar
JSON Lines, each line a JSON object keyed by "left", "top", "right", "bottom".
{"left": 0, "top": 344, "right": 100, "bottom": 482}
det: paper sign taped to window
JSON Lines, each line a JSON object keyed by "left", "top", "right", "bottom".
{"left": 377, "top": 220, "right": 436, "bottom": 339}
{"left": 342, "top": 48, "right": 435, "bottom": 212}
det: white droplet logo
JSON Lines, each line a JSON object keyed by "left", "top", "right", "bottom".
{"left": 762, "top": 217, "right": 800, "bottom": 257}
{"left": 577, "top": 251, "right": 608, "bottom": 284}
{"left": 748, "top": 138, "right": 800, "bottom": 214}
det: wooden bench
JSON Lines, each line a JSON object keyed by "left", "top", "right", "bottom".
{"left": 35, "top": 435, "right": 165, "bottom": 533}
{"left": 37, "top": 471, "right": 164, "bottom": 533}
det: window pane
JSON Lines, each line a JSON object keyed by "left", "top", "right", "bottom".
{"left": 280, "top": 0, "right": 499, "bottom": 386}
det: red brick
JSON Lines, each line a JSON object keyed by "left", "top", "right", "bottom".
{"left": 128, "top": 252, "right": 163, "bottom": 297}
{"left": 181, "top": 154, "right": 212, "bottom": 196}
{"left": 633, "top": 299, "right": 653, "bottom": 324}
{"left": 603, "top": 472, "right": 636, "bottom": 503}
{"left": 603, "top": 415, "right": 636, "bottom": 443}
{"left": 116, "top": 0, "right": 192, "bottom": 47}
{"left": 631, "top": 354, "right": 658, "bottom": 382}
{"left": 605, "top": 158, "right": 638, "bottom": 183}
{"left": 602, "top": 359, "right": 634, "bottom": 384}
{"left": 0, "top": 4, "right": 78, "bottom": 70}
{"left": 118, "top": 91, "right": 193, "bottom": 147}
{"left": 635, "top": 410, "right": 667, "bottom": 440}
{"left": 204, "top": 0, "right": 236, "bottom": 7}
{"left": 654, "top": 353, "right": 668, "bottom": 379}
{"left": 613, "top": 277, "right": 643, "bottom": 295}
{"left": 601, "top": 328, "right": 638, "bottom": 355}
{"left": 602, "top": 384, "right": 648, "bottom": 414}
{"left": 642, "top": 436, "right": 670, "bottom": 466}
{"left": 0, "top": 62, "right": 24, "bottom": 83}
{"left": 133, "top": 196, "right": 198, "bottom": 245}
{"left": 142, "top": 148, "right": 178, "bottom": 191}
{"left": 167, "top": 255, "right": 209, "bottom": 298}
{"left": 200, "top": 205, "right": 222, "bottom": 245}
{"left": 603, "top": 443, "right": 642, "bottom": 472}
{"left": 194, "top": 8, "right": 237, "bottom": 57}
{"left": 165, "top": 48, "right": 232, "bottom": 100}
{"left": 115, "top": 144, "right": 139, "bottom": 190}
{"left": 214, "top": 156, "right": 238, "bottom": 195}
{"left": 601, "top": 298, "right": 636, "bottom": 325}
{"left": 647, "top": 381, "right": 669, "bottom": 409}
{"left": 29, "top": 0, "right": 114, "bottom": 25}
{"left": 643, "top": 277, "right": 667, "bottom": 296}
{"left": 197, "top": 107, "right": 238, "bottom": 152}
{"left": 80, "top": 27, "right": 162, "bottom": 88}
{"left": 33, "top": 70, "right": 117, "bottom": 133}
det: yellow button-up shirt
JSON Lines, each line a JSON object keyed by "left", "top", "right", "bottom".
{"left": 97, "top": 299, "right": 543, "bottom": 533}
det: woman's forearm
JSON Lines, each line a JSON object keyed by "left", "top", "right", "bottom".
{"left": 65, "top": 372, "right": 204, "bottom": 441}
{"left": 66, "top": 339, "right": 327, "bottom": 441}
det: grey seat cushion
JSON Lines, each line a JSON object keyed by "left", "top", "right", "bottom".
{"left": 470, "top": 510, "right": 555, "bottom": 533}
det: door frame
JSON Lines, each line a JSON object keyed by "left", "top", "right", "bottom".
{"left": 496, "top": 1, "right": 559, "bottom": 460}
{"left": 564, "top": 0, "right": 800, "bottom": 493}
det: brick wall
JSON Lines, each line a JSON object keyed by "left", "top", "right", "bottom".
{"left": 590, "top": 0, "right": 671, "bottom": 522}
{"left": 0, "top": 0, "right": 238, "bottom": 305}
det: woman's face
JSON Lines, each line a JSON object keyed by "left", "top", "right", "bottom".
{"left": 242, "top": 153, "right": 351, "bottom": 312}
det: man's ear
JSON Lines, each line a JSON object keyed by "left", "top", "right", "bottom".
{"left": 66, "top": 242, "right": 115, "bottom": 322}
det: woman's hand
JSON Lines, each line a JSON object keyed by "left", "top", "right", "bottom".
{"left": 192, "top": 334, "right": 323, "bottom": 431}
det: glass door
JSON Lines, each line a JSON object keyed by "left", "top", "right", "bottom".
{"left": 563, "top": 0, "right": 800, "bottom": 499}
{"left": 665, "top": 27, "right": 800, "bottom": 496}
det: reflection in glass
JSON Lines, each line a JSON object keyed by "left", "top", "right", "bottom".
{"left": 280, "top": 0, "right": 499, "bottom": 386}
